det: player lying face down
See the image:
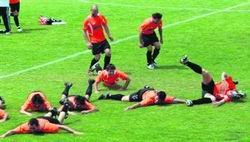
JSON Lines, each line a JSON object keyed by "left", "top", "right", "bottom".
{"left": 98, "top": 86, "right": 188, "bottom": 111}
{"left": 20, "top": 91, "right": 53, "bottom": 116}
{"left": 0, "top": 96, "right": 8, "bottom": 122}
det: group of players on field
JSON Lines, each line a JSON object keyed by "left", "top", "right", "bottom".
{"left": 0, "top": 4, "right": 247, "bottom": 139}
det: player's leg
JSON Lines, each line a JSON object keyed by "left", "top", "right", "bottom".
{"left": 103, "top": 40, "right": 111, "bottom": 69}
{"left": 146, "top": 46, "right": 154, "bottom": 69}
{"left": 152, "top": 32, "right": 161, "bottom": 66}
{"left": 98, "top": 93, "right": 126, "bottom": 101}
{"left": 59, "top": 82, "right": 73, "bottom": 105}
{"left": 84, "top": 79, "right": 95, "bottom": 100}
{"left": 0, "top": 7, "right": 11, "bottom": 33}
{"left": 12, "top": 3, "right": 22, "bottom": 31}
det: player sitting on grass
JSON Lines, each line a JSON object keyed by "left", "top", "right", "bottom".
{"left": 0, "top": 96, "right": 8, "bottom": 122}
{"left": 98, "top": 86, "right": 187, "bottom": 111}
{"left": 59, "top": 79, "right": 98, "bottom": 114}
{"left": 180, "top": 55, "right": 247, "bottom": 107}
{"left": 0, "top": 103, "right": 82, "bottom": 138}
{"left": 94, "top": 64, "right": 131, "bottom": 93}
{"left": 20, "top": 91, "right": 53, "bottom": 116}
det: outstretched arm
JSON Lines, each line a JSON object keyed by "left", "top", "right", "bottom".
{"left": 125, "top": 103, "right": 141, "bottom": 111}
{"left": 58, "top": 125, "right": 83, "bottom": 135}
{"left": 121, "top": 78, "right": 131, "bottom": 90}
{"left": 20, "top": 109, "right": 32, "bottom": 116}
{"left": 0, "top": 130, "right": 16, "bottom": 139}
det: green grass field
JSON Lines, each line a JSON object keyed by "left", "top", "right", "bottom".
{"left": 0, "top": 0, "right": 250, "bottom": 141}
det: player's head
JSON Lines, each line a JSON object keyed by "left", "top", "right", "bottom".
{"left": 28, "top": 118, "right": 40, "bottom": 133}
{"left": 152, "top": 12, "right": 162, "bottom": 23}
{"left": 106, "top": 64, "right": 116, "bottom": 76}
{"left": 74, "top": 96, "right": 86, "bottom": 106}
{"left": 91, "top": 4, "right": 99, "bottom": 17}
{"left": 31, "top": 94, "right": 44, "bottom": 107}
{"left": 0, "top": 96, "right": 5, "bottom": 108}
{"left": 155, "top": 91, "right": 166, "bottom": 105}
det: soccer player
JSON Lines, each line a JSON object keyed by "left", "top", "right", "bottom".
{"left": 94, "top": 64, "right": 131, "bottom": 93}
{"left": 0, "top": 104, "right": 82, "bottom": 138}
{"left": 180, "top": 55, "right": 247, "bottom": 107}
{"left": 0, "top": 96, "right": 8, "bottom": 122}
{"left": 20, "top": 91, "right": 53, "bottom": 116}
{"left": 83, "top": 4, "right": 114, "bottom": 74}
{"left": 59, "top": 79, "right": 98, "bottom": 114}
{"left": 0, "top": 0, "right": 11, "bottom": 34}
{"left": 139, "top": 13, "right": 163, "bottom": 69}
{"left": 9, "top": 0, "right": 22, "bottom": 32}
{"left": 98, "top": 86, "right": 187, "bottom": 111}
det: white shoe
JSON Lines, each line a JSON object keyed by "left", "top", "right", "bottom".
{"left": 180, "top": 55, "right": 189, "bottom": 65}
{"left": 17, "top": 27, "right": 23, "bottom": 32}
{"left": 147, "top": 64, "right": 155, "bottom": 70}
{"left": 152, "top": 61, "right": 157, "bottom": 67}
{"left": 186, "top": 100, "right": 193, "bottom": 106}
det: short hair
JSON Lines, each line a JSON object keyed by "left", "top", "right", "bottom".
{"left": 28, "top": 118, "right": 39, "bottom": 127}
{"left": 74, "top": 96, "right": 86, "bottom": 104}
{"left": 31, "top": 94, "right": 44, "bottom": 105}
{"left": 0, "top": 96, "right": 4, "bottom": 104}
{"left": 156, "top": 91, "right": 166, "bottom": 105}
{"left": 152, "top": 13, "right": 162, "bottom": 19}
{"left": 106, "top": 64, "right": 116, "bottom": 71}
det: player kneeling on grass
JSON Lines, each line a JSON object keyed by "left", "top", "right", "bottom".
{"left": 20, "top": 91, "right": 53, "bottom": 116}
{"left": 59, "top": 79, "right": 98, "bottom": 114}
{"left": 94, "top": 64, "right": 131, "bottom": 93}
{"left": 0, "top": 96, "right": 8, "bottom": 122}
{"left": 180, "top": 55, "right": 247, "bottom": 107}
{"left": 98, "top": 86, "right": 187, "bottom": 111}
{"left": 0, "top": 104, "right": 82, "bottom": 138}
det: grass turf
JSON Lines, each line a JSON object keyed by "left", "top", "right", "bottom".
{"left": 0, "top": 0, "right": 250, "bottom": 141}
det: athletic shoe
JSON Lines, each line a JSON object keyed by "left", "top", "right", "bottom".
{"left": 64, "top": 82, "right": 73, "bottom": 89}
{"left": 17, "top": 26, "right": 23, "bottom": 32}
{"left": 98, "top": 93, "right": 110, "bottom": 100}
{"left": 180, "top": 55, "right": 189, "bottom": 65}
{"left": 88, "top": 79, "right": 95, "bottom": 85}
{"left": 186, "top": 100, "right": 193, "bottom": 106}
{"left": 152, "top": 61, "right": 157, "bottom": 67}
{"left": 147, "top": 64, "right": 155, "bottom": 70}
{"left": 50, "top": 107, "right": 59, "bottom": 119}
{"left": 95, "top": 63, "right": 103, "bottom": 73}
{"left": 0, "top": 30, "right": 10, "bottom": 35}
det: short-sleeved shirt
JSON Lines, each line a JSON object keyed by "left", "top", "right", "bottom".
{"left": 9, "top": 0, "right": 19, "bottom": 4}
{"left": 95, "top": 69, "right": 128, "bottom": 86}
{"left": 83, "top": 14, "right": 107, "bottom": 43}
{"left": 140, "top": 18, "right": 162, "bottom": 35}
{"left": 139, "top": 90, "right": 175, "bottom": 106}
{"left": 21, "top": 92, "right": 52, "bottom": 111}
{"left": 14, "top": 119, "right": 59, "bottom": 134}
{"left": 0, "top": 109, "right": 6, "bottom": 119}
{"left": 0, "top": 0, "right": 9, "bottom": 7}
{"left": 68, "top": 96, "right": 96, "bottom": 111}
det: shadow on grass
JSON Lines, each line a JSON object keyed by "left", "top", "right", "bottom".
{"left": 156, "top": 65, "right": 187, "bottom": 70}
{"left": 21, "top": 28, "right": 48, "bottom": 33}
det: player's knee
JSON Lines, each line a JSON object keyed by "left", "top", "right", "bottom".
{"left": 154, "top": 42, "right": 161, "bottom": 49}
{"left": 95, "top": 54, "right": 101, "bottom": 60}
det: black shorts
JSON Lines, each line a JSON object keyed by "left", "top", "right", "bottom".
{"left": 10, "top": 3, "right": 20, "bottom": 13}
{"left": 92, "top": 40, "right": 111, "bottom": 55}
{"left": 0, "top": 7, "right": 9, "bottom": 15}
{"left": 129, "top": 88, "right": 154, "bottom": 102}
{"left": 201, "top": 80, "right": 215, "bottom": 97}
{"left": 142, "top": 32, "right": 159, "bottom": 47}
{"left": 38, "top": 116, "right": 61, "bottom": 124}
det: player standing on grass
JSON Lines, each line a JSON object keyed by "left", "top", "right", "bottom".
{"left": 0, "top": 0, "right": 11, "bottom": 34}
{"left": 9, "top": 0, "right": 22, "bottom": 32}
{"left": 139, "top": 13, "right": 163, "bottom": 69}
{"left": 83, "top": 4, "right": 114, "bottom": 74}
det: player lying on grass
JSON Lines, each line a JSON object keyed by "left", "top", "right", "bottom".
{"left": 98, "top": 86, "right": 187, "bottom": 111}
{"left": 0, "top": 96, "right": 8, "bottom": 122}
{"left": 0, "top": 103, "right": 82, "bottom": 138}
{"left": 180, "top": 55, "right": 247, "bottom": 107}
{"left": 59, "top": 79, "right": 98, "bottom": 114}
{"left": 20, "top": 91, "right": 53, "bottom": 116}
{"left": 94, "top": 64, "right": 131, "bottom": 93}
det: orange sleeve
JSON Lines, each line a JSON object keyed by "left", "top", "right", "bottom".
{"left": 117, "top": 70, "right": 128, "bottom": 80}
{"left": 0, "top": 109, "right": 5, "bottom": 119}
{"left": 139, "top": 98, "right": 155, "bottom": 106}
{"left": 84, "top": 100, "right": 96, "bottom": 111}
{"left": 21, "top": 100, "right": 32, "bottom": 111}
{"left": 100, "top": 15, "right": 107, "bottom": 25}
{"left": 14, "top": 123, "right": 30, "bottom": 134}
{"left": 95, "top": 72, "right": 103, "bottom": 84}
{"left": 43, "top": 123, "right": 59, "bottom": 133}
{"left": 226, "top": 76, "right": 236, "bottom": 90}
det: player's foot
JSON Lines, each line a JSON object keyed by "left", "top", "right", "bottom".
{"left": 147, "top": 64, "right": 155, "bottom": 70}
{"left": 17, "top": 26, "right": 23, "bottom": 32}
{"left": 186, "top": 100, "right": 193, "bottom": 106}
{"left": 180, "top": 55, "right": 189, "bottom": 65}
{"left": 88, "top": 79, "right": 95, "bottom": 85}
{"left": 95, "top": 63, "right": 102, "bottom": 73}
{"left": 50, "top": 107, "right": 59, "bottom": 119}
{"left": 0, "top": 30, "right": 11, "bottom": 35}
{"left": 152, "top": 61, "right": 157, "bottom": 67}
{"left": 98, "top": 93, "right": 110, "bottom": 100}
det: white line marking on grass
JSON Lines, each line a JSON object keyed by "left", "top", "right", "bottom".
{"left": 0, "top": 1, "right": 249, "bottom": 80}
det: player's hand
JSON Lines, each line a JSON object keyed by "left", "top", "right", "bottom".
{"left": 87, "top": 42, "right": 93, "bottom": 49}
{"left": 73, "top": 131, "right": 83, "bottom": 135}
{"left": 124, "top": 106, "right": 132, "bottom": 111}
{"left": 108, "top": 36, "right": 114, "bottom": 41}
{"left": 0, "top": 135, "right": 4, "bottom": 138}
{"left": 160, "top": 38, "right": 163, "bottom": 44}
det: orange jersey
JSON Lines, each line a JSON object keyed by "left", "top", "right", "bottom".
{"left": 140, "top": 18, "right": 162, "bottom": 35}
{"left": 95, "top": 69, "right": 128, "bottom": 86}
{"left": 0, "top": 109, "right": 6, "bottom": 119}
{"left": 68, "top": 96, "right": 95, "bottom": 111}
{"left": 139, "top": 90, "right": 175, "bottom": 106}
{"left": 83, "top": 14, "right": 107, "bottom": 43}
{"left": 21, "top": 92, "right": 52, "bottom": 111}
{"left": 14, "top": 118, "right": 59, "bottom": 134}
{"left": 10, "top": 0, "right": 19, "bottom": 4}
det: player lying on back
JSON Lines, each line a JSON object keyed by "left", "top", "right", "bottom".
{"left": 180, "top": 55, "right": 247, "bottom": 107}
{"left": 98, "top": 86, "right": 188, "bottom": 111}
{"left": 0, "top": 96, "right": 8, "bottom": 122}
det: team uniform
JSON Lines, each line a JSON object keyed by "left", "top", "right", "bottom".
{"left": 83, "top": 14, "right": 111, "bottom": 55}
{"left": 10, "top": 0, "right": 20, "bottom": 13}
{"left": 0, "top": 109, "right": 6, "bottom": 119}
{"left": 95, "top": 69, "right": 129, "bottom": 87}
{"left": 67, "top": 95, "right": 96, "bottom": 111}
{"left": 14, "top": 118, "right": 59, "bottom": 134}
{"left": 0, "top": 0, "right": 11, "bottom": 33}
{"left": 21, "top": 92, "right": 52, "bottom": 112}
{"left": 140, "top": 18, "right": 162, "bottom": 47}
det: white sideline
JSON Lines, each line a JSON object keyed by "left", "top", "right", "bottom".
{"left": 0, "top": 1, "right": 249, "bottom": 80}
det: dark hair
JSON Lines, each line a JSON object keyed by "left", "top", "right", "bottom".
{"left": 106, "top": 64, "right": 116, "bottom": 71}
{"left": 32, "top": 94, "right": 44, "bottom": 105}
{"left": 152, "top": 13, "right": 162, "bottom": 19}
{"left": 74, "top": 96, "right": 86, "bottom": 104}
{"left": 156, "top": 91, "right": 166, "bottom": 105}
{"left": 28, "top": 118, "right": 39, "bottom": 127}
{"left": 0, "top": 96, "right": 4, "bottom": 104}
